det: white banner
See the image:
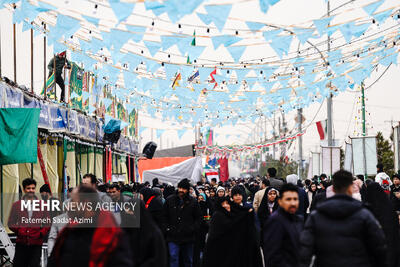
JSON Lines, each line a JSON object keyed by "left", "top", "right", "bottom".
{"left": 321, "top": 147, "right": 340, "bottom": 177}
{"left": 344, "top": 143, "right": 353, "bottom": 173}
{"left": 311, "top": 152, "right": 321, "bottom": 177}
{"left": 352, "top": 137, "right": 377, "bottom": 176}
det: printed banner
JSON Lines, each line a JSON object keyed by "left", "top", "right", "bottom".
{"left": 128, "top": 109, "right": 138, "bottom": 138}
{"left": 69, "top": 63, "right": 84, "bottom": 109}
{"left": 67, "top": 110, "right": 79, "bottom": 134}
{"left": 5, "top": 86, "right": 22, "bottom": 108}
{"left": 38, "top": 102, "right": 51, "bottom": 129}
{"left": 40, "top": 72, "right": 56, "bottom": 99}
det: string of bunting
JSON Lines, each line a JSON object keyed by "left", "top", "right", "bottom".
{"left": 2, "top": 0, "right": 400, "bottom": 129}
{"left": 196, "top": 131, "right": 305, "bottom": 152}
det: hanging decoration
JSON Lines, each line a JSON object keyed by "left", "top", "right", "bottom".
{"left": 196, "top": 131, "right": 305, "bottom": 152}
{"left": 0, "top": 0, "right": 399, "bottom": 129}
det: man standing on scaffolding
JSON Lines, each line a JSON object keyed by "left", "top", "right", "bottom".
{"left": 47, "top": 51, "right": 71, "bottom": 102}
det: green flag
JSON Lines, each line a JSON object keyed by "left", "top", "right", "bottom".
{"left": 0, "top": 108, "right": 40, "bottom": 165}
{"left": 191, "top": 30, "right": 196, "bottom": 46}
{"left": 70, "top": 63, "right": 84, "bottom": 109}
{"left": 40, "top": 72, "right": 56, "bottom": 99}
{"left": 128, "top": 109, "right": 137, "bottom": 137}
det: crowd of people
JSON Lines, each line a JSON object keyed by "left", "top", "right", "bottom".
{"left": 6, "top": 163, "right": 400, "bottom": 267}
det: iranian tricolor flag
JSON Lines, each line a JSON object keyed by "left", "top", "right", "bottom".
{"left": 316, "top": 120, "right": 327, "bottom": 140}
{"left": 205, "top": 169, "right": 219, "bottom": 181}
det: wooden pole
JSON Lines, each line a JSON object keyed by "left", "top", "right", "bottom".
{"left": 94, "top": 147, "right": 96, "bottom": 177}
{"left": 31, "top": 28, "right": 34, "bottom": 93}
{"left": 86, "top": 146, "right": 89, "bottom": 173}
{"left": 13, "top": 23, "right": 16, "bottom": 83}
{"left": 43, "top": 24, "right": 47, "bottom": 98}
{"left": 79, "top": 143, "right": 82, "bottom": 180}
{"left": 53, "top": 54, "right": 56, "bottom": 101}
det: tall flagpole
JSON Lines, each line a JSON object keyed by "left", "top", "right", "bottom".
{"left": 361, "top": 82, "right": 367, "bottom": 179}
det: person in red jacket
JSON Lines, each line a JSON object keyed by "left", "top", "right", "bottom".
{"left": 8, "top": 178, "right": 50, "bottom": 267}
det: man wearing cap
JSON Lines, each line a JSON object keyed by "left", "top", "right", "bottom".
{"left": 47, "top": 51, "right": 71, "bottom": 102}
{"left": 162, "top": 179, "right": 202, "bottom": 267}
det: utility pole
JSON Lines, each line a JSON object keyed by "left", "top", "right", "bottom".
{"left": 281, "top": 111, "right": 287, "bottom": 159}
{"left": 273, "top": 112, "right": 276, "bottom": 160}
{"left": 298, "top": 108, "right": 303, "bottom": 178}
{"left": 278, "top": 116, "right": 281, "bottom": 160}
{"left": 326, "top": 0, "right": 334, "bottom": 178}
{"left": 327, "top": 0, "right": 333, "bottom": 147}
{"left": 264, "top": 115, "right": 267, "bottom": 142}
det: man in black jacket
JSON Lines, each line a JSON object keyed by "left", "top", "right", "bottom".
{"left": 300, "top": 170, "right": 388, "bottom": 267}
{"left": 47, "top": 51, "right": 71, "bottom": 102}
{"left": 390, "top": 174, "right": 400, "bottom": 211}
{"left": 263, "top": 183, "right": 303, "bottom": 267}
{"left": 267, "top": 167, "right": 284, "bottom": 190}
{"left": 162, "top": 179, "right": 201, "bottom": 267}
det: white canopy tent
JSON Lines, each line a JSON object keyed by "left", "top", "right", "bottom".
{"left": 142, "top": 157, "right": 203, "bottom": 185}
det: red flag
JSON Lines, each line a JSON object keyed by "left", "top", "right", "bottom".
{"left": 106, "top": 147, "right": 112, "bottom": 183}
{"left": 210, "top": 68, "right": 218, "bottom": 89}
{"left": 224, "top": 157, "right": 229, "bottom": 180}
{"left": 316, "top": 120, "right": 327, "bottom": 140}
{"left": 218, "top": 157, "right": 229, "bottom": 182}
{"left": 37, "top": 139, "right": 51, "bottom": 193}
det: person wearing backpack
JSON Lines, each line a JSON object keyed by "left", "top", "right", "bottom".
{"left": 375, "top": 163, "right": 392, "bottom": 195}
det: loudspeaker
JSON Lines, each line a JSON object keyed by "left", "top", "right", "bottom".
{"left": 104, "top": 130, "right": 121, "bottom": 144}
{"left": 143, "top": 142, "right": 157, "bottom": 159}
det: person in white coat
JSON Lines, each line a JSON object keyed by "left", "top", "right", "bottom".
{"left": 253, "top": 179, "right": 269, "bottom": 212}
{"left": 47, "top": 213, "right": 68, "bottom": 256}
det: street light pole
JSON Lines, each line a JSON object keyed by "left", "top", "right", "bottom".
{"left": 327, "top": 0, "right": 333, "bottom": 148}
{"left": 298, "top": 108, "right": 303, "bottom": 178}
